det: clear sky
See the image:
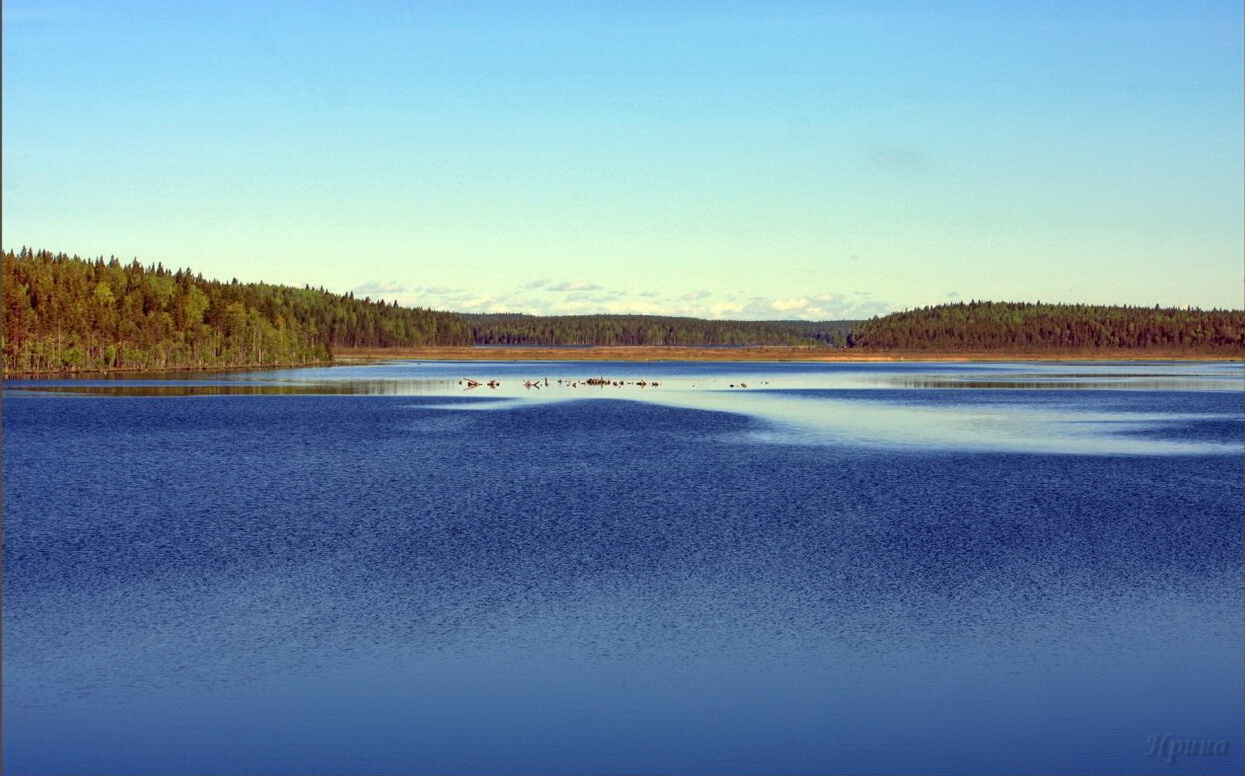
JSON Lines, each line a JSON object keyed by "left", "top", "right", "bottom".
{"left": 4, "top": 1, "right": 1242, "bottom": 319}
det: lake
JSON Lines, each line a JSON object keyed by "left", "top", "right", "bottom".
{"left": 3, "top": 360, "right": 1242, "bottom": 775}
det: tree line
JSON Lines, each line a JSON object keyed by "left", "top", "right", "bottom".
{"left": 2, "top": 249, "right": 471, "bottom": 373}
{"left": 4, "top": 251, "right": 1242, "bottom": 374}
{"left": 465, "top": 313, "right": 857, "bottom": 347}
{"left": 847, "top": 301, "right": 1245, "bottom": 352}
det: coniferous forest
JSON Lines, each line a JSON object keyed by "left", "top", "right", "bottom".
{"left": 847, "top": 301, "right": 1245, "bottom": 353}
{"left": 2, "top": 249, "right": 472, "bottom": 373}
{"left": 465, "top": 313, "right": 857, "bottom": 347}
{"left": 2, "top": 249, "right": 1242, "bottom": 374}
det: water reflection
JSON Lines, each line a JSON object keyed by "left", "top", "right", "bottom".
{"left": 879, "top": 377, "right": 1231, "bottom": 391}
{"left": 7, "top": 360, "right": 1241, "bottom": 398}
{"left": 5, "top": 361, "right": 1242, "bottom": 457}
{"left": 701, "top": 395, "right": 1242, "bottom": 456}
{"left": 7, "top": 379, "right": 462, "bottom": 397}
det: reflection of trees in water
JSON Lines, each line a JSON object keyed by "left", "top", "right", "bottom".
{"left": 10, "top": 379, "right": 459, "bottom": 397}
{"left": 883, "top": 378, "right": 1223, "bottom": 391}
{"left": 7, "top": 364, "right": 1238, "bottom": 397}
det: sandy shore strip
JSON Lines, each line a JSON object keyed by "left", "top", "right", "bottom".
{"left": 333, "top": 346, "right": 1241, "bottom": 363}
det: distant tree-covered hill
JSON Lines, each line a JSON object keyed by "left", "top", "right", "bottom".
{"left": 847, "top": 301, "right": 1245, "bottom": 353}
{"left": 464, "top": 313, "right": 857, "bottom": 347}
{"left": 2, "top": 249, "right": 472, "bottom": 373}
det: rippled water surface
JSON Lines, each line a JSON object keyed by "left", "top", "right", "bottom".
{"left": 4, "top": 361, "right": 1243, "bottom": 775}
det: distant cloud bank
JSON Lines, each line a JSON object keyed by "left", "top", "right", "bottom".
{"left": 388, "top": 279, "right": 890, "bottom": 321}
{"left": 351, "top": 280, "right": 408, "bottom": 297}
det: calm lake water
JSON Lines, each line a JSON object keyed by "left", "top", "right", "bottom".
{"left": 4, "top": 360, "right": 1242, "bottom": 775}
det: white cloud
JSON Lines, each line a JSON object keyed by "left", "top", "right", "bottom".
{"left": 769, "top": 297, "right": 810, "bottom": 312}
{"left": 707, "top": 300, "right": 745, "bottom": 318}
{"left": 724, "top": 293, "right": 889, "bottom": 321}
{"left": 548, "top": 281, "right": 602, "bottom": 292}
{"left": 352, "top": 280, "right": 407, "bottom": 296}
{"left": 384, "top": 277, "right": 891, "bottom": 321}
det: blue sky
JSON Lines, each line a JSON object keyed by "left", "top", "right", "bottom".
{"left": 4, "top": 1, "right": 1242, "bottom": 319}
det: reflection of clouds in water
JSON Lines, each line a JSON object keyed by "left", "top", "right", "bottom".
{"left": 642, "top": 393, "right": 1243, "bottom": 457}
{"left": 290, "top": 362, "right": 1244, "bottom": 456}
{"left": 426, "top": 386, "right": 1243, "bottom": 456}
{"left": 11, "top": 361, "right": 1241, "bottom": 457}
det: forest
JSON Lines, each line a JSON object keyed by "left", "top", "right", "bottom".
{"left": 847, "top": 301, "right": 1245, "bottom": 352}
{"left": 0, "top": 250, "right": 856, "bottom": 372}
{"left": 3, "top": 250, "right": 1242, "bottom": 374}
{"left": 2, "top": 249, "right": 472, "bottom": 373}
{"left": 465, "top": 313, "right": 857, "bottom": 347}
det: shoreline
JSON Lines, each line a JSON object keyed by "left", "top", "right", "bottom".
{"left": 1, "top": 360, "right": 336, "bottom": 379}
{"left": 3, "top": 347, "right": 1240, "bottom": 378}
{"left": 333, "top": 345, "right": 1242, "bottom": 364}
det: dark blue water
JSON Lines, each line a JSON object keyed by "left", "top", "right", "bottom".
{"left": 4, "top": 362, "right": 1242, "bottom": 774}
